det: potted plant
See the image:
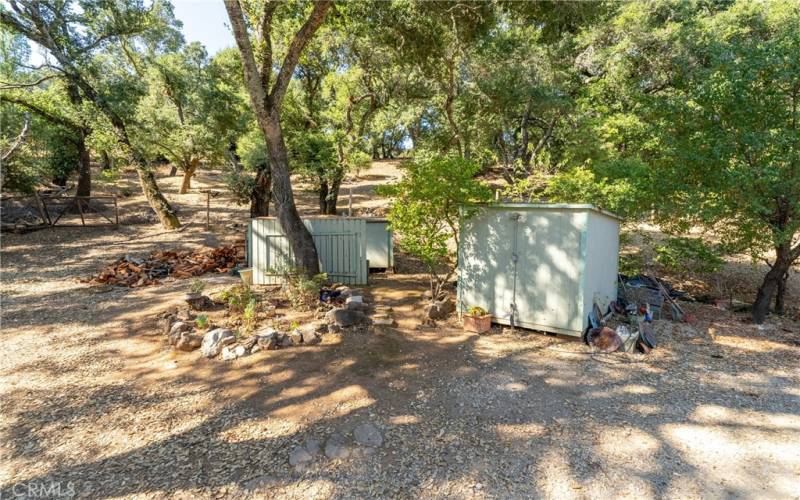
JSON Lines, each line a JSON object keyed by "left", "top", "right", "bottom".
{"left": 185, "top": 279, "right": 207, "bottom": 309}
{"left": 463, "top": 306, "right": 492, "bottom": 334}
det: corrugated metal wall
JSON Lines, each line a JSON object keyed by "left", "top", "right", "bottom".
{"left": 248, "top": 218, "right": 368, "bottom": 285}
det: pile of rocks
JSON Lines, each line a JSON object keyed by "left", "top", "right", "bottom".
{"left": 160, "top": 307, "right": 327, "bottom": 361}
{"left": 323, "top": 286, "right": 399, "bottom": 331}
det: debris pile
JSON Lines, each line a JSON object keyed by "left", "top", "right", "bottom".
{"left": 88, "top": 245, "right": 241, "bottom": 287}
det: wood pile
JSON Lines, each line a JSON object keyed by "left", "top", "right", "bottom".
{"left": 88, "top": 245, "right": 242, "bottom": 287}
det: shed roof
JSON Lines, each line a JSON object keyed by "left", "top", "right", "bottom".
{"left": 466, "top": 203, "right": 623, "bottom": 221}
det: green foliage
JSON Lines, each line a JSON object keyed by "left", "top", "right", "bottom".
{"left": 195, "top": 314, "right": 209, "bottom": 330}
{"left": 220, "top": 285, "right": 255, "bottom": 313}
{"left": 466, "top": 306, "right": 488, "bottom": 317}
{"left": 242, "top": 298, "right": 258, "bottom": 332}
{"left": 188, "top": 278, "right": 205, "bottom": 295}
{"left": 379, "top": 156, "right": 491, "bottom": 293}
{"left": 655, "top": 237, "right": 725, "bottom": 275}
{"left": 283, "top": 272, "right": 327, "bottom": 309}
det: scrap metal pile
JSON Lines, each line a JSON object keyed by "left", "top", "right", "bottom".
{"left": 583, "top": 274, "right": 691, "bottom": 354}
{"left": 88, "top": 245, "right": 242, "bottom": 287}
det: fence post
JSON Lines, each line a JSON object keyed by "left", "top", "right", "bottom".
{"left": 206, "top": 191, "right": 211, "bottom": 230}
{"left": 33, "top": 191, "right": 51, "bottom": 225}
{"left": 76, "top": 197, "right": 85, "bottom": 226}
{"left": 348, "top": 188, "right": 353, "bottom": 217}
{"left": 113, "top": 195, "right": 119, "bottom": 226}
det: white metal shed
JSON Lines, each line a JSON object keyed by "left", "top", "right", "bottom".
{"left": 457, "top": 204, "right": 621, "bottom": 337}
{"left": 248, "top": 217, "right": 368, "bottom": 285}
{"left": 365, "top": 218, "right": 394, "bottom": 269}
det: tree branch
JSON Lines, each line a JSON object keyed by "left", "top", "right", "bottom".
{"left": 258, "top": 2, "right": 278, "bottom": 91}
{"left": 1, "top": 115, "right": 30, "bottom": 162}
{"left": 0, "top": 74, "right": 58, "bottom": 89}
{"left": 269, "top": 0, "right": 333, "bottom": 108}
{"left": 224, "top": 0, "right": 269, "bottom": 117}
{"left": 0, "top": 95, "right": 80, "bottom": 130}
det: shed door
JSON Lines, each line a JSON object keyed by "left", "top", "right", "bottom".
{"left": 512, "top": 211, "right": 583, "bottom": 332}
{"left": 312, "top": 232, "right": 362, "bottom": 284}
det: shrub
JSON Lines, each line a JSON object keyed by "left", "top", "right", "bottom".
{"left": 378, "top": 156, "right": 491, "bottom": 298}
{"left": 283, "top": 271, "right": 327, "bottom": 309}
{"left": 195, "top": 314, "right": 209, "bottom": 330}
{"left": 220, "top": 284, "right": 256, "bottom": 313}
{"left": 189, "top": 278, "right": 205, "bottom": 295}
{"left": 242, "top": 298, "right": 258, "bottom": 332}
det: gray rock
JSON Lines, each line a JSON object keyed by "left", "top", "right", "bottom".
{"left": 346, "top": 301, "right": 369, "bottom": 312}
{"left": 325, "top": 308, "right": 365, "bottom": 327}
{"left": 221, "top": 345, "right": 246, "bottom": 361}
{"left": 305, "top": 437, "right": 321, "bottom": 455}
{"left": 279, "top": 334, "right": 294, "bottom": 348}
{"left": 289, "top": 329, "right": 304, "bottom": 344}
{"left": 175, "top": 309, "right": 195, "bottom": 322}
{"left": 353, "top": 423, "right": 383, "bottom": 447}
{"left": 324, "top": 433, "right": 351, "bottom": 459}
{"left": 257, "top": 333, "right": 278, "bottom": 351}
{"left": 301, "top": 329, "right": 321, "bottom": 345}
{"left": 175, "top": 332, "right": 203, "bottom": 351}
{"left": 221, "top": 346, "right": 237, "bottom": 361}
{"left": 201, "top": 328, "right": 235, "bottom": 358}
{"left": 327, "top": 324, "right": 342, "bottom": 334}
{"left": 289, "top": 445, "right": 313, "bottom": 466}
{"left": 169, "top": 321, "right": 192, "bottom": 337}
{"left": 345, "top": 295, "right": 363, "bottom": 304}
{"left": 373, "top": 317, "right": 397, "bottom": 327}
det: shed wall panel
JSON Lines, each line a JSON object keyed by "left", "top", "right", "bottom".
{"left": 248, "top": 218, "right": 368, "bottom": 285}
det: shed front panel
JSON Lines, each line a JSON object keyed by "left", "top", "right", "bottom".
{"left": 249, "top": 218, "right": 368, "bottom": 285}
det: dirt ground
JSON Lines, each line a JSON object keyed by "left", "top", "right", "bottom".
{"left": 1, "top": 163, "right": 799, "bottom": 499}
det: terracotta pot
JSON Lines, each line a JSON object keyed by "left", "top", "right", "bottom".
{"left": 463, "top": 313, "right": 492, "bottom": 333}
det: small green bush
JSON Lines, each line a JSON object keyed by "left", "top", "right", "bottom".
{"left": 220, "top": 284, "right": 256, "bottom": 312}
{"left": 242, "top": 298, "right": 258, "bottom": 332}
{"left": 283, "top": 271, "right": 327, "bottom": 309}
{"left": 189, "top": 278, "right": 205, "bottom": 295}
{"left": 195, "top": 314, "right": 209, "bottom": 330}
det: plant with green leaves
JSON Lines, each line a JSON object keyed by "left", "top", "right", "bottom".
{"left": 379, "top": 156, "right": 492, "bottom": 298}
{"left": 242, "top": 298, "right": 258, "bottom": 332}
{"left": 188, "top": 278, "right": 205, "bottom": 295}
{"left": 467, "top": 306, "right": 488, "bottom": 317}
{"left": 283, "top": 271, "right": 327, "bottom": 309}
{"left": 195, "top": 314, "right": 209, "bottom": 330}
{"left": 220, "top": 285, "right": 255, "bottom": 313}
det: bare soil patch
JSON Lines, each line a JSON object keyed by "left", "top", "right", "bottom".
{"left": 1, "top": 163, "right": 798, "bottom": 498}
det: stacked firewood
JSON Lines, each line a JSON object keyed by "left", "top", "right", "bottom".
{"left": 88, "top": 245, "right": 242, "bottom": 287}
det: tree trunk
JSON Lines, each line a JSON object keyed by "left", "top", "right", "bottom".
{"left": 137, "top": 166, "right": 180, "bottom": 229}
{"left": 168, "top": 165, "right": 178, "bottom": 177}
{"left": 774, "top": 270, "right": 789, "bottom": 315}
{"left": 325, "top": 176, "right": 341, "bottom": 215}
{"left": 263, "top": 114, "right": 319, "bottom": 275}
{"left": 318, "top": 180, "right": 329, "bottom": 214}
{"left": 249, "top": 164, "right": 272, "bottom": 217}
{"left": 179, "top": 160, "right": 198, "bottom": 194}
{"left": 101, "top": 150, "right": 112, "bottom": 171}
{"left": 75, "top": 131, "right": 91, "bottom": 197}
{"left": 752, "top": 245, "right": 793, "bottom": 323}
